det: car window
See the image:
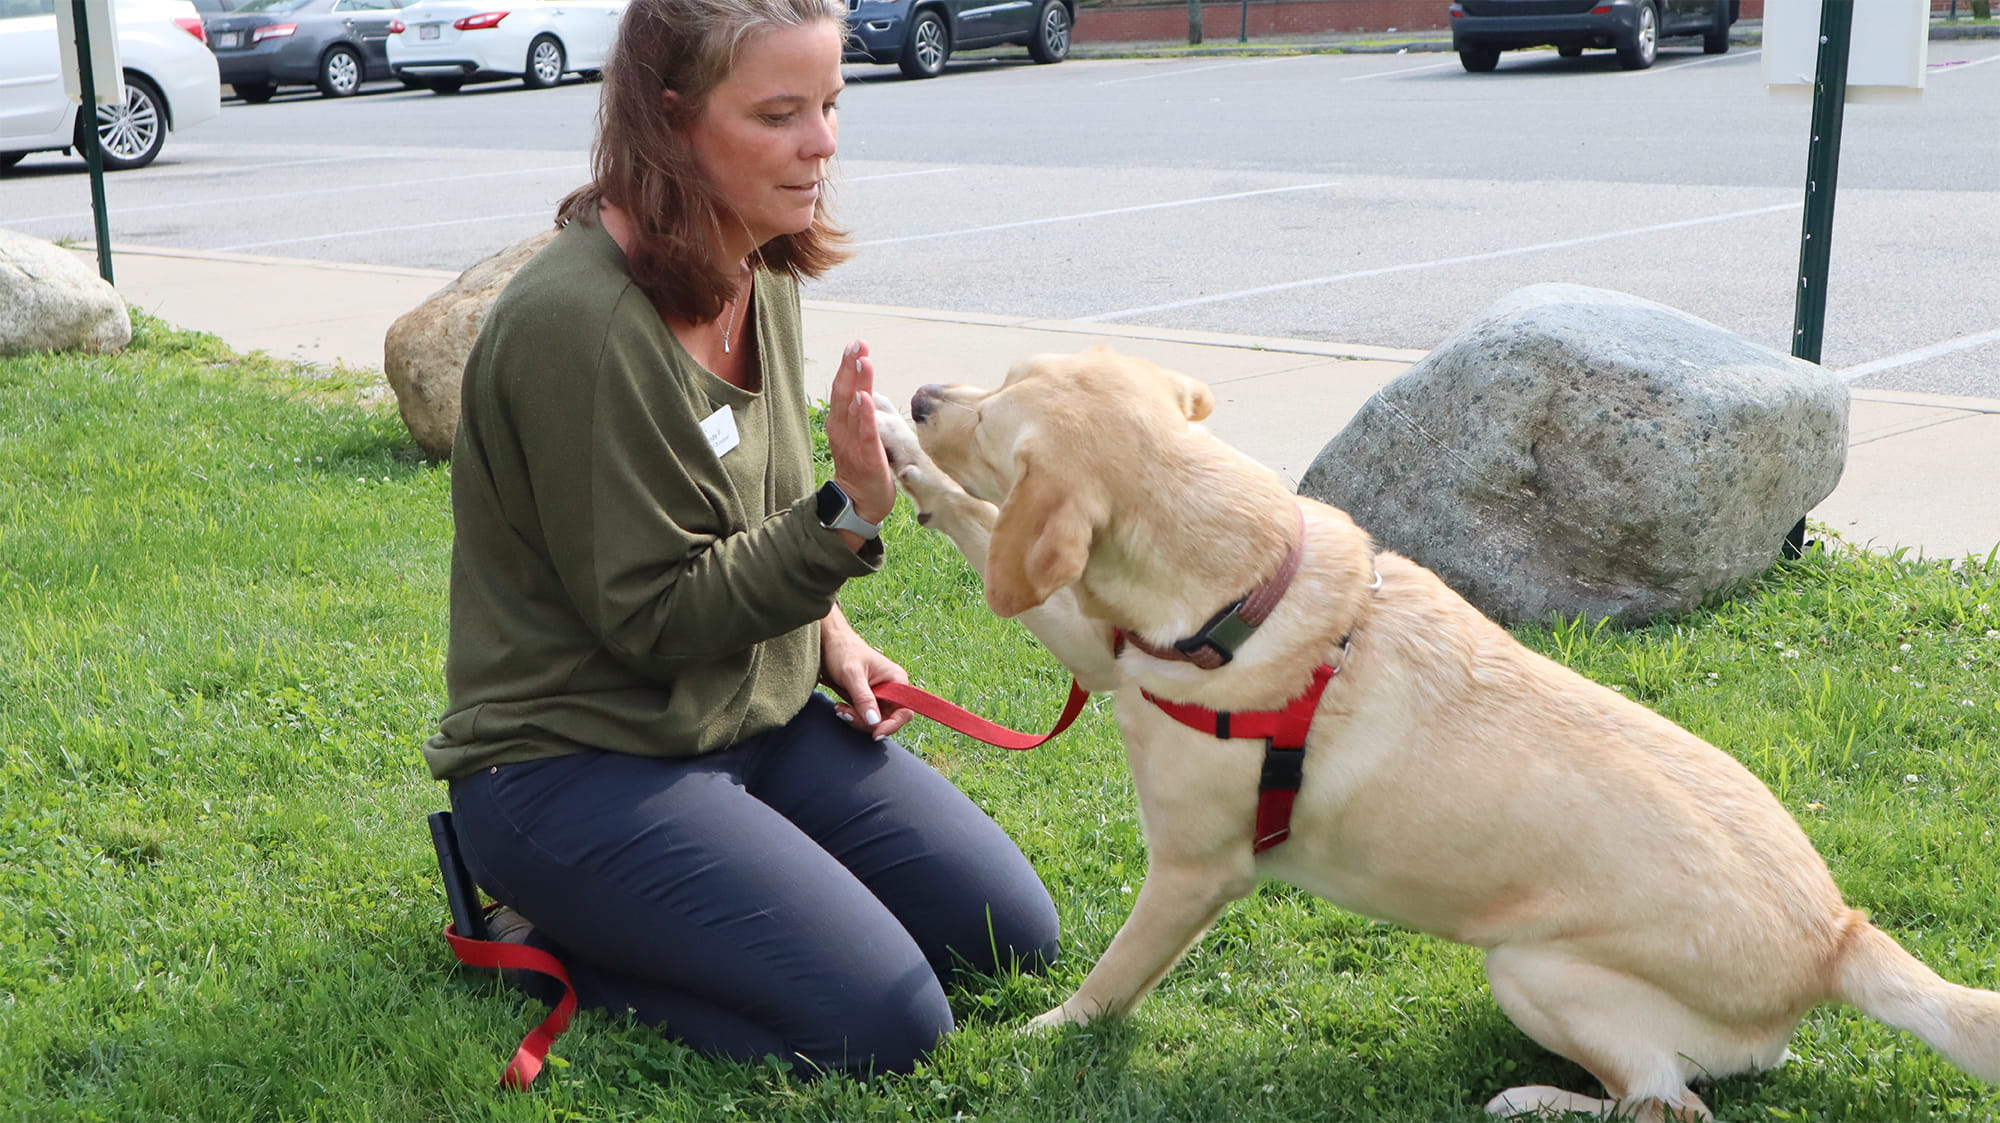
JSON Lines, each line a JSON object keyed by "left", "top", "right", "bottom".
{"left": 333, "top": 0, "right": 397, "bottom": 10}
{"left": 0, "top": 0, "right": 56, "bottom": 19}
{"left": 234, "top": 0, "right": 314, "bottom": 11}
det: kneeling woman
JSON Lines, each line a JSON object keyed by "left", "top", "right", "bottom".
{"left": 423, "top": 0, "right": 1058, "bottom": 1076}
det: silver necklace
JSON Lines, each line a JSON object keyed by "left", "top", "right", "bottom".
{"left": 720, "top": 294, "right": 739, "bottom": 355}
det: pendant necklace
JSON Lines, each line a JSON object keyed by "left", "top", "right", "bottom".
{"left": 720, "top": 294, "right": 739, "bottom": 355}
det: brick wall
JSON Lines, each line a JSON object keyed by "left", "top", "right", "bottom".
{"left": 1081, "top": 1, "right": 2000, "bottom": 45}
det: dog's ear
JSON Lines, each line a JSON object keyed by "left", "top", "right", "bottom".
{"left": 1173, "top": 373, "right": 1214, "bottom": 422}
{"left": 986, "top": 445, "right": 1094, "bottom": 618}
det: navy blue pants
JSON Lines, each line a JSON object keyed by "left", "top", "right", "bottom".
{"left": 447, "top": 694, "right": 1059, "bottom": 1076}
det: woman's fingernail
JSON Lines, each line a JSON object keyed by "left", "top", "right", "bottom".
{"left": 837, "top": 711, "right": 854, "bottom": 723}
{"left": 863, "top": 709, "right": 880, "bottom": 726}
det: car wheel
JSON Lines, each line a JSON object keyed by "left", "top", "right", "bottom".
{"left": 1027, "top": 0, "right": 1069, "bottom": 64}
{"left": 424, "top": 76, "right": 465, "bottom": 94}
{"left": 1616, "top": 0, "right": 1657, "bottom": 70}
{"left": 80, "top": 73, "right": 167, "bottom": 171}
{"left": 1556, "top": 44, "right": 1582, "bottom": 58}
{"left": 523, "top": 35, "right": 564, "bottom": 89}
{"left": 0, "top": 152, "right": 25, "bottom": 171}
{"left": 317, "top": 45, "right": 362, "bottom": 97}
{"left": 898, "top": 10, "right": 948, "bottom": 79}
{"left": 1457, "top": 43, "right": 1500, "bottom": 72}
{"left": 233, "top": 81, "right": 277, "bottom": 103}
{"left": 1702, "top": 0, "right": 1731, "bottom": 53}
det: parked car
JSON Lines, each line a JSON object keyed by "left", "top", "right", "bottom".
{"left": 844, "top": 0, "right": 1072, "bottom": 80}
{"left": 1449, "top": 0, "right": 1738, "bottom": 73}
{"left": 385, "top": 0, "right": 623, "bottom": 93}
{"left": 1, "top": 0, "right": 221, "bottom": 171}
{"left": 203, "top": 0, "right": 407, "bottom": 101}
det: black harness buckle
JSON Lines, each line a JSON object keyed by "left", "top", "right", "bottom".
{"left": 1259, "top": 745, "right": 1304, "bottom": 792}
{"left": 1175, "top": 597, "right": 1255, "bottom": 665}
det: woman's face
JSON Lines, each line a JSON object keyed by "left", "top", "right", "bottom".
{"left": 683, "top": 20, "right": 845, "bottom": 260}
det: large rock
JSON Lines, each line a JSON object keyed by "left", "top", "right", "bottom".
{"left": 0, "top": 229, "right": 132, "bottom": 357}
{"left": 384, "top": 227, "right": 557, "bottom": 457}
{"left": 1299, "top": 284, "right": 1848, "bottom": 626}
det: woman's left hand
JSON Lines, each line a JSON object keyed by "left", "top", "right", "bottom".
{"left": 818, "top": 604, "right": 914, "bottom": 739}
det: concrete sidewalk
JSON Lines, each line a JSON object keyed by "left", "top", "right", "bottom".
{"left": 83, "top": 243, "right": 2000, "bottom": 561}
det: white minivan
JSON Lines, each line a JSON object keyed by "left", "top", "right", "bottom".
{"left": 1, "top": 0, "right": 222, "bottom": 171}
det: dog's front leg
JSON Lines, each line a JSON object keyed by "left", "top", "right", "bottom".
{"left": 1028, "top": 861, "right": 1246, "bottom": 1030}
{"left": 875, "top": 397, "right": 1118, "bottom": 691}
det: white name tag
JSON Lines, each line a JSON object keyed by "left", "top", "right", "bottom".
{"left": 701, "top": 404, "right": 740, "bottom": 458}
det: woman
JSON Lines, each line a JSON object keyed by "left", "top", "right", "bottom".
{"left": 423, "top": 0, "right": 1059, "bottom": 1077}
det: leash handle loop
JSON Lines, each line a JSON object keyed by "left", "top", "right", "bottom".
{"left": 873, "top": 678, "right": 1091, "bottom": 750}
{"left": 443, "top": 915, "right": 577, "bottom": 1091}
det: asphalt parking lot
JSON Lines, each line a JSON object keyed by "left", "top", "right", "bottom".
{"left": 4, "top": 37, "right": 1997, "bottom": 398}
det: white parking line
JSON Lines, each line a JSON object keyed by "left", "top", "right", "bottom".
{"left": 1079, "top": 200, "right": 1804, "bottom": 322}
{"left": 216, "top": 210, "right": 554, "bottom": 251}
{"left": 844, "top": 167, "right": 962, "bottom": 183}
{"left": 7, "top": 164, "right": 588, "bottom": 226}
{"left": 1340, "top": 59, "right": 1464, "bottom": 81}
{"left": 1629, "top": 47, "right": 1761, "bottom": 75}
{"left": 1838, "top": 325, "right": 2000, "bottom": 382}
{"left": 1930, "top": 52, "right": 2000, "bottom": 73}
{"left": 1093, "top": 55, "right": 1305, "bottom": 86}
{"left": 859, "top": 181, "right": 1342, "bottom": 247}
{"left": 126, "top": 153, "right": 407, "bottom": 181}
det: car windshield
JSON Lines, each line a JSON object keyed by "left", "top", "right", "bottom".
{"left": 235, "top": 0, "right": 315, "bottom": 12}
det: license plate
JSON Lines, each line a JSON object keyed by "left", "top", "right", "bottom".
{"left": 216, "top": 30, "right": 241, "bottom": 46}
{"left": 419, "top": 23, "right": 440, "bottom": 37}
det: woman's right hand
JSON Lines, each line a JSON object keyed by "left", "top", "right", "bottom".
{"left": 826, "top": 340, "right": 897, "bottom": 528}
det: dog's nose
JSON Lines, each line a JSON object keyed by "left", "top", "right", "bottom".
{"left": 910, "top": 384, "right": 945, "bottom": 424}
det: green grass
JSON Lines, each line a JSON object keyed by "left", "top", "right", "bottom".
{"left": 2, "top": 316, "right": 1997, "bottom": 1122}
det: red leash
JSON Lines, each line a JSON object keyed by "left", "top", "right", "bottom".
{"left": 443, "top": 905, "right": 577, "bottom": 1090}
{"left": 874, "top": 677, "right": 1092, "bottom": 750}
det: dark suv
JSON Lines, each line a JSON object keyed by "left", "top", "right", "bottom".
{"left": 1449, "top": 0, "right": 1738, "bottom": 72}
{"left": 844, "top": 0, "right": 1073, "bottom": 79}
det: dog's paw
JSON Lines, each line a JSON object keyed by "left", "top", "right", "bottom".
{"left": 871, "top": 393, "right": 923, "bottom": 471}
{"left": 1021, "top": 1004, "right": 1089, "bottom": 1035}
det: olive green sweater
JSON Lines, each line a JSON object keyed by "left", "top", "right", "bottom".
{"left": 422, "top": 218, "right": 881, "bottom": 782}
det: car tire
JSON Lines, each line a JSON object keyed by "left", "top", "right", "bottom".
{"left": 1702, "top": 0, "right": 1730, "bottom": 53}
{"left": 1027, "top": 0, "right": 1069, "bottom": 64}
{"left": 1616, "top": 0, "right": 1657, "bottom": 70}
{"left": 898, "top": 10, "right": 948, "bottom": 79}
{"left": 0, "top": 152, "right": 25, "bottom": 171}
{"left": 1457, "top": 43, "right": 1500, "bottom": 73}
{"left": 317, "top": 45, "right": 362, "bottom": 97}
{"left": 523, "top": 35, "right": 564, "bottom": 89}
{"left": 1556, "top": 44, "right": 1582, "bottom": 58}
{"left": 233, "top": 81, "right": 277, "bottom": 103}
{"left": 424, "top": 76, "right": 465, "bottom": 94}
{"left": 79, "top": 72, "right": 167, "bottom": 171}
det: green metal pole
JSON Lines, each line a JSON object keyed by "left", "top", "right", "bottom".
{"left": 1783, "top": 0, "right": 1851, "bottom": 560}
{"left": 70, "top": 0, "right": 115, "bottom": 285}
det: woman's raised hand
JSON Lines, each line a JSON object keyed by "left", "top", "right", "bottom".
{"left": 826, "top": 340, "right": 897, "bottom": 528}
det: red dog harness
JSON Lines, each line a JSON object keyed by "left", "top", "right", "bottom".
{"left": 1139, "top": 657, "right": 1344, "bottom": 854}
{"left": 1116, "top": 506, "right": 1376, "bottom": 854}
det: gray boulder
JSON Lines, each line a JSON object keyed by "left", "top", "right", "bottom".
{"left": 384, "top": 227, "right": 557, "bottom": 457}
{"left": 0, "top": 229, "right": 132, "bottom": 357}
{"left": 1299, "top": 284, "right": 1848, "bottom": 626}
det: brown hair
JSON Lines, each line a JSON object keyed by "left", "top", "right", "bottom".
{"left": 555, "top": 0, "right": 851, "bottom": 322}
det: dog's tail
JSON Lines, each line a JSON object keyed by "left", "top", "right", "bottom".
{"left": 1832, "top": 914, "right": 2000, "bottom": 1083}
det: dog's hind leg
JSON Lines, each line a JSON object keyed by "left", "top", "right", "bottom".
{"left": 1481, "top": 945, "right": 1766, "bottom": 1122}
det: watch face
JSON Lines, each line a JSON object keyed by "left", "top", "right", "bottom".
{"left": 815, "top": 480, "right": 848, "bottom": 526}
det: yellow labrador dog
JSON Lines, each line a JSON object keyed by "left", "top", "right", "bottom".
{"left": 871, "top": 347, "right": 2000, "bottom": 1122}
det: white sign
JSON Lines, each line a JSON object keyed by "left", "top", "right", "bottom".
{"left": 55, "top": 0, "right": 124, "bottom": 108}
{"left": 1763, "top": 0, "right": 1928, "bottom": 98}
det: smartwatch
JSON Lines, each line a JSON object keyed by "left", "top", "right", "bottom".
{"left": 814, "top": 480, "right": 882, "bottom": 540}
